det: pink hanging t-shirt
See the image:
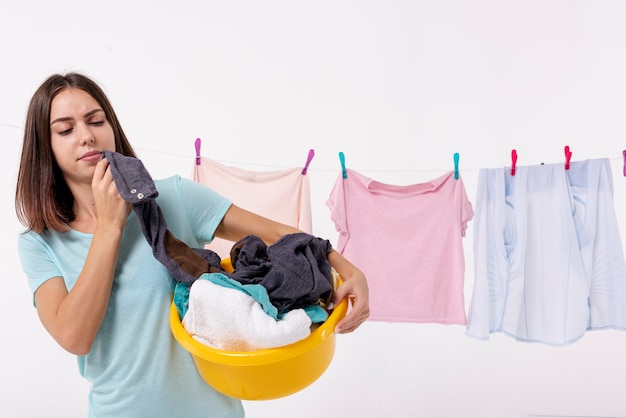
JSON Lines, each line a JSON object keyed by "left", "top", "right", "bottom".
{"left": 193, "top": 158, "right": 313, "bottom": 259}
{"left": 327, "top": 169, "right": 473, "bottom": 324}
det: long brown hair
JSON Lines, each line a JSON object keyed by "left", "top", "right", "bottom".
{"left": 15, "top": 73, "right": 137, "bottom": 233}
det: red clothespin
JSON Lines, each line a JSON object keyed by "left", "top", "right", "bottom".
{"left": 301, "top": 149, "right": 315, "bottom": 175}
{"left": 564, "top": 145, "right": 572, "bottom": 170}
{"left": 194, "top": 138, "right": 201, "bottom": 165}
{"left": 511, "top": 149, "right": 518, "bottom": 176}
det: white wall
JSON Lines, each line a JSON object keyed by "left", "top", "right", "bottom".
{"left": 3, "top": 1, "right": 626, "bottom": 417}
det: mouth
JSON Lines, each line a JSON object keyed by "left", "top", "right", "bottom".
{"left": 78, "top": 150, "right": 102, "bottom": 161}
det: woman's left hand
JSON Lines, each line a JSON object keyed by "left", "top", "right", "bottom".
{"left": 327, "top": 250, "right": 370, "bottom": 333}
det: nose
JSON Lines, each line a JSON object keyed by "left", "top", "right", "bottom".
{"left": 76, "top": 123, "right": 95, "bottom": 145}
{"left": 81, "top": 135, "right": 95, "bottom": 145}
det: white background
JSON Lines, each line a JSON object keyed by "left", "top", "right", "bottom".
{"left": 2, "top": 1, "right": 626, "bottom": 417}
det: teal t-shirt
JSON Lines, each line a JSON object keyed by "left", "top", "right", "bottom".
{"left": 18, "top": 176, "right": 244, "bottom": 418}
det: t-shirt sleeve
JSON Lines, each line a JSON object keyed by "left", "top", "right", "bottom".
{"left": 325, "top": 173, "right": 349, "bottom": 253}
{"left": 173, "top": 176, "right": 233, "bottom": 243}
{"left": 457, "top": 177, "right": 474, "bottom": 237}
{"left": 18, "top": 232, "right": 62, "bottom": 296}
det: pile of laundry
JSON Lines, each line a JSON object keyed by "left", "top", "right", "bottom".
{"left": 174, "top": 234, "right": 338, "bottom": 351}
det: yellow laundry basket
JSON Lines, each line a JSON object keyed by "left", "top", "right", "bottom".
{"left": 169, "top": 259, "right": 348, "bottom": 400}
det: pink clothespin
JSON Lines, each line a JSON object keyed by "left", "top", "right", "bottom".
{"left": 623, "top": 150, "right": 626, "bottom": 177}
{"left": 564, "top": 145, "right": 572, "bottom": 170}
{"left": 511, "top": 149, "right": 518, "bottom": 176}
{"left": 195, "top": 138, "right": 201, "bottom": 165}
{"left": 301, "top": 149, "right": 315, "bottom": 175}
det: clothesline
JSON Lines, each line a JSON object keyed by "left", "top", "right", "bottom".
{"left": 137, "top": 147, "right": 455, "bottom": 173}
{"left": 137, "top": 146, "right": 626, "bottom": 175}
{"left": 3, "top": 121, "right": 624, "bottom": 175}
{"left": 0, "top": 122, "right": 22, "bottom": 129}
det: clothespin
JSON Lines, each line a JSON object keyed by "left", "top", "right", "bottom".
{"left": 453, "top": 152, "right": 460, "bottom": 180}
{"left": 194, "top": 138, "right": 202, "bottom": 166}
{"left": 511, "top": 149, "right": 518, "bottom": 176}
{"left": 622, "top": 150, "right": 626, "bottom": 177}
{"left": 564, "top": 145, "right": 572, "bottom": 170}
{"left": 301, "top": 149, "right": 315, "bottom": 175}
{"left": 339, "top": 151, "right": 347, "bottom": 179}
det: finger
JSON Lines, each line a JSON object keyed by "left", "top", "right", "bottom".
{"left": 93, "top": 158, "right": 110, "bottom": 181}
{"left": 332, "top": 280, "right": 353, "bottom": 305}
{"left": 335, "top": 297, "right": 369, "bottom": 334}
{"left": 101, "top": 162, "right": 114, "bottom": 184}
{"left": 336, "top": 312, "right": 362, "bottom": 334}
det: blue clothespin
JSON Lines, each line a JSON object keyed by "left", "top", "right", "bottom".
{"left": 339, "top": 151, "right": 347, "bottom": 179}
{"left": 453, "top": 152, "right": 460, "bottom": 180}
{"left": 301, "top": 149, "right": 315, "bottom": 175}
{"left": 194, "top": 138, "right": 202, "bottom": 165}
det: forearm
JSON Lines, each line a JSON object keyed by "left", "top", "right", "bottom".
{"left": 215, "top": 204, "right": 301, "bottom": 245}
{"left": 36, "top": 226, "right": 123, "bottom": 355}
{"left": 327, "top": 249, "right": 359, "bottom": 280}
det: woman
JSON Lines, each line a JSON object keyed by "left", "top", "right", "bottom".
{"left": 15, "top": 72, "right": 369, "bottom": 418}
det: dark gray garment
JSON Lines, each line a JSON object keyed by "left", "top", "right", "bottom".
{"left": 103, "top": 150, "right": 224, "bottom": 284}
{"left": 230, "top": 233, "right": 333, "bottom": 314}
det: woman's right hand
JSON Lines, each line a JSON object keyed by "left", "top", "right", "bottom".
{"left": 92, "top": 158, "right": 129, "bottom": 230}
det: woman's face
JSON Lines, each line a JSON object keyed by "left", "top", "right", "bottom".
{"left": 49, "top": 87, "right": 116, "bottom": 186}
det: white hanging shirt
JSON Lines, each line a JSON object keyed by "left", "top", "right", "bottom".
{"left": 466, "top": 158, "right": 626, "bottom": 345}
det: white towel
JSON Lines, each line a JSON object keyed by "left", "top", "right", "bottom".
{"left": 182, "top": 279, "right": 312, "bottom": 351}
